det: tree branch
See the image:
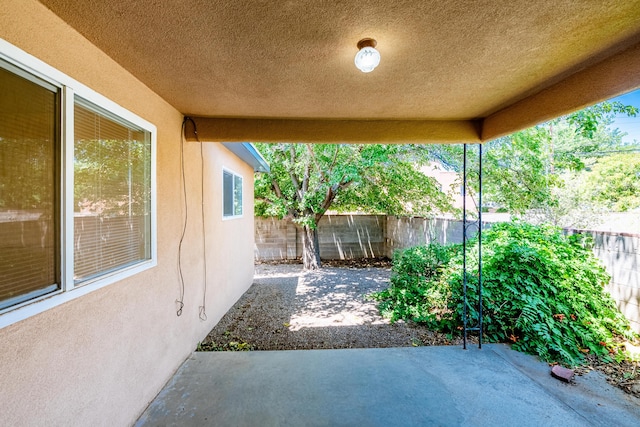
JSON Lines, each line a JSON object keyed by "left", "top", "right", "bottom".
{"left": 271, "top": 179, "right": 297, "bottom": 218}
{"left": 314, "top": 179, "right": 354, "bottom": 223}
{"left": 307, "top": 144, "right": 326, "bottom": 182}
{"left": 325, "top": 145, "right": 340, "bottom": 180}
{"left": 288, "top": 146, "right": 303, "bottom": 201}
{"left": 271, "top": 179, "right": 284, "bottom": 199}
{"left": 255, "top": 196, "right": 275, "bottom": 205}
{"left": 302, "top": 145, "right": 311, "bottom": 194}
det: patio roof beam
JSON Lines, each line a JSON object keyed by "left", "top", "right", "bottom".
{"left": 187, "top": 117, "right": 482, "bottom": 145}
{"left": 483, "top": 40, "right": 640, "bottom": 141}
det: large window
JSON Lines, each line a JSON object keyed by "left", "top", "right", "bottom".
{"left": 223, "top": 169, "right": 243, "bottom": 218}
{"left": 0, "top": 41, "right": 156, "bottom": 326}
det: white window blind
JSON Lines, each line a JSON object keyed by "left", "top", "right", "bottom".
{"left": 73, "top": 99, "right": 151, "bottom": 283}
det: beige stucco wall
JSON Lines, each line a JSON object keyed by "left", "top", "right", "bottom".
{"left": 0, "top": 1, "right": 255, "bottom": 425}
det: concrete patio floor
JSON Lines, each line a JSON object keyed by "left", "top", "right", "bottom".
{"left": 135, "top": 344, "right": 640, "bottom": 426}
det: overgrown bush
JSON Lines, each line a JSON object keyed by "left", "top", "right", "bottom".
{"left": 371, "top": 222, "right": 636, "bottom": 365}
{"left": 374, "top": 242, "right": 458, "bottom": 327}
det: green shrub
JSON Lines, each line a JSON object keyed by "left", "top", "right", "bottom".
{"left": 371, "top": 222, "right": 636, "bottom": 365}
{"left": 372, "top": 243, "right": 459, "bottom": 326}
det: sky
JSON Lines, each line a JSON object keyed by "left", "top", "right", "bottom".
{"left": 608, "top": 89, "right": 640, "bottom": 144}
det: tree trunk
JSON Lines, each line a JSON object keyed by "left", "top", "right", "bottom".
{"left": 301, "top": 225, "right": 321, "bottom": 270}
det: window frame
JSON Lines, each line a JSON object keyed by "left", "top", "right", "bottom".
{"left": 0, "top": 39, "right": 157, "bottom": 329}
{"left": 222, "top": 168, "right": 243, "bottom": 220}
{"left": 72, "top": 95, "right": 153, "bottom": 284}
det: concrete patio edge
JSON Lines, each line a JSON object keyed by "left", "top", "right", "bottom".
{"left": 135, "top": 344, "right": 640, "bottom": 427}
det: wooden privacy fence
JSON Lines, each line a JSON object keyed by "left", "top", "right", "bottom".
{"left": 255, "top": 215, "right": 640, "bottom": 332}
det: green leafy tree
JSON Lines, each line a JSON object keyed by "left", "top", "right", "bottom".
{"left": 254, "top": 143, "right": 454, "bottom": 269}
{"left": 429, "top": 101, "right": 638, "bottom": 225}
{"left": 385, "top": 101, "right": 638, "bottom": 225}
{"left": 566, "top": 101, "right": 638, "bottom": 139}
{"left": 483, "top": 127, "right": 561, "bottom": 215}
{"left": 586, "top": 152, "right": 640, "bottom": 211}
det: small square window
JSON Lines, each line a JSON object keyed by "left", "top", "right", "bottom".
{"left": 223, "top": 170, "right": 242, "bottom": 218}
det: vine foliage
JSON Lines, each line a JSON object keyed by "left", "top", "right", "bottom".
{"left": 370, "top": 222, "right": 636, "bottom": 365}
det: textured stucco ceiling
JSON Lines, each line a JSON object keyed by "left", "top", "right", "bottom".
{"left": 37, "top": 0, "right": 640, "bottom": 142}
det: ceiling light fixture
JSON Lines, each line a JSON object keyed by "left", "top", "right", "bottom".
{"left": 354, "top": 38, "right": 380, "bottom": 73}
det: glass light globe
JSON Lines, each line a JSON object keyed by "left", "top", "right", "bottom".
{"left": 354, "top": 46, "right": 381, "bottom": 73}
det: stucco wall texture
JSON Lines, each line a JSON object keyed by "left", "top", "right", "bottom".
{"left": 0, "top": 1, "right": 255, "bottom": 425}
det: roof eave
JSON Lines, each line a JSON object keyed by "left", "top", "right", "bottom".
{"left": 222, "top": 142, "right": 270, "bottom": 173}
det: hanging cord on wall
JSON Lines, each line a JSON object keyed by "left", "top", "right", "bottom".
{"left": 181, "top": 117, "right": 208, "bottom": 321}
{"left": 197, "top": 122, "right": 208, "bottom": 321}
{"left": 176, "top": 118, "right": 190, "bottom": 316}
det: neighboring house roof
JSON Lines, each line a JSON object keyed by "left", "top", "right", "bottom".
{"left": 39, "top": 0, "right": 640, "bottom": 143}
{"left": 222, "top": 142, "right": 270, "bottom": 173}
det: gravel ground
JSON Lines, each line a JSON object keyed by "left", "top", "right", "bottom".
{"left": 200, "top": 260, "right": 466, "bottom": 351}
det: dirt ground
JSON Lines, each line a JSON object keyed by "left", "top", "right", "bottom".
{"left": 200, "top": 260, "right": 469, "bottom": 351}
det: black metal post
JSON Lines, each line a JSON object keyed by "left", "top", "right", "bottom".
{"left": 462, "top": 143, "right": 483, "bottom": 350}
{"left": 462, "top": 144, "right": 468, "bottom": 349}
{"left": 478, "top": 143, "right": 483, "bottom": 349}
